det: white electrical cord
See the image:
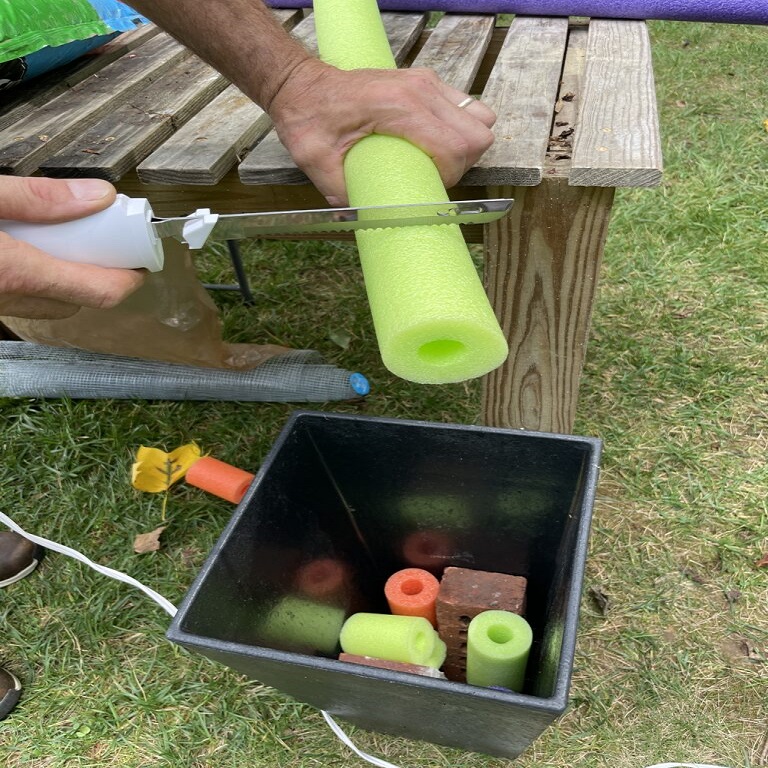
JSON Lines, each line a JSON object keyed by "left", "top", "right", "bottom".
{"left": 321, "top": 710, "right": 402, "bottom": 768}
{"left": 0, "top": 510, "right": 390, "bottom": 767}
{"left": 0, "top": 510, "right": 177, "bottom": 617}
{"left": 0, "top": 511, "right": 736, "bottom": 768}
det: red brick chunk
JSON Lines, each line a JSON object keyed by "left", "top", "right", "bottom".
{"left": 436, "top": 567, "right": 527, "bottom": 682}
{"left": 339, "top": 653, "right": 447, "bottom": 679}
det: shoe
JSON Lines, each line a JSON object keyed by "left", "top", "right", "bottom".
{"left": 0, "top": 531, "right": 42, "bottom": 587}
{"left": 0, "top": 667, "right": 22, "bottom": 720}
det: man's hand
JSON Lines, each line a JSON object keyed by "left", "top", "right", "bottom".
{"left": 126, "top": 0, "right": 496, "bottom": 207}
{"left": 0, "top": 177, "right": 145, "bottom": 319}
{"left": 269, "top": 60, "right": 497, "bottom": 206}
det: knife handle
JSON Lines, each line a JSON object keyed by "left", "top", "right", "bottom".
{"left": 0, "top": 194, "right": 165, "bottom": 272}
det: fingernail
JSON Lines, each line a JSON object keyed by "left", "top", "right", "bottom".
{"left": 66, "top": 179, "right": 112, "bottom": 201}
{"left": 326, "top": 196, "right": 343, "bottom": 208}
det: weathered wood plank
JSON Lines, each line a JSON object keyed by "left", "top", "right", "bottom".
{"left": 462, "top": 17, "right": 569, "bottom": 187}
{"left": 0, "top": 33, "right": 188, "bottom": 176}
{"left": 570, "top": 20, "right": 662, "bottom": 187}
{"left": 481, "top": 179, "right": 615, "bottom": 432}
{"left": 40, "top": 57, "right": 228, "bottom": 181}
{"left": 238, "top": 12, "right": 429, "bottom": 185}
{"left": 545, "top": 25, "right": 588, "bottom": 178}
{"left": 60, "top": 24, "right": 161, "bottom": 88}
{"left": 136, "top": 10, "right": 300, "bottom": 185}
{"left": 137, "top": 85, "right": 271, "bottom": 184}
{"left": 469, "top": 25, "right": 509, "bottom": 95}
{"left": 410, "top": 14, "right": 495, "bottom": 93}
{"left": 0, "top": 24, "right": 161, "bottom": 132}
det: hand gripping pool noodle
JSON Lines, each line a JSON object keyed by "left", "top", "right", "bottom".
{"left": 312, "top": 0, "right": 509, "bottom": 384}
{"left": 466, "top": 610, "right": 533, "bottom": 692}
{"left": 339, "top": 613, "right": 439, "bottom": 666}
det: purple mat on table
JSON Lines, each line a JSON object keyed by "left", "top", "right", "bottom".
{"left": 266, "top": 1, "right": 768, "bottom": 24}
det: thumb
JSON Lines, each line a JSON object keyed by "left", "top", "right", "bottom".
{"left": 0, "top": 176, "right": 116, "bottom": 223}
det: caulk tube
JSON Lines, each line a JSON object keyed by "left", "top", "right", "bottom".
{"left": 0, "top": 194, "right": 165, "bottom": 271}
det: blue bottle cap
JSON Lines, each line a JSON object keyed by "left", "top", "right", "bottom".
{"left": 348, "top": 373, "right": 370, "bottom": 396}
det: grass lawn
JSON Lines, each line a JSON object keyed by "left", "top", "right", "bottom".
{"left": 1, "top": 18, "right": 766, "bottom": 768}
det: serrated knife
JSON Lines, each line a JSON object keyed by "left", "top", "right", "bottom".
{"left": 0, "top": 194, "right": 514, "bottom": 272}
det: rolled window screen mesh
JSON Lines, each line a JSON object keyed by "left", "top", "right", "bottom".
{"left": 0, "top": 342, "right": 369, "bottom": 402}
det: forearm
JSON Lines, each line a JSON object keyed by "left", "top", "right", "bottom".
{"left": 127, "top": 0, "right": 313, "bottom": 110}
{"left": 128, "top": 0, "right": 495, "bottom": 205}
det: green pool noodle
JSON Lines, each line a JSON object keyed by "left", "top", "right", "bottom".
{"left": 313, "top": 0, "right": 509, "bottom": 384}
{"left": 259, "top": 595, "right": 346, "bottom": 655}
{"left": 426, "top": 637, "right": 447, "bottom": 670}
{"left": 339, "top": 613, "right": 439, "bottom": 666}
{"left": 466, "top": 610, "right": 533, "bottom": 692}
{"left": 467, "top": 611, "right": 533, "bottom": 692}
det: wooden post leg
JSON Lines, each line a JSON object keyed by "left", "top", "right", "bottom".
{"left": 482, "top": 179, "right": 615, "bottom": 433}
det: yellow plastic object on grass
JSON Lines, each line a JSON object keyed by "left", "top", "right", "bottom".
{"left": 131, "top": 443, "right": 202, "bottom": 493}
{"left": 313, "top": 0, "right": 509, "bottom": 384}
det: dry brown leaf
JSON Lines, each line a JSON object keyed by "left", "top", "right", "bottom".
{"left": 756, "top": 552, "right": 768, "bottom": 568}
{"left": 133, "top": 525, "right": 167, "bottom": 554}
{"left": 589, "top": 586, "right": 610, "bottom": 615}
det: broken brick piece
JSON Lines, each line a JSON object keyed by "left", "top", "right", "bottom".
{"left": 339, "top": 653, "right": 447, "bottom": 679}
{"left": 436, "top": 567, "right": 527, "bottom": 683}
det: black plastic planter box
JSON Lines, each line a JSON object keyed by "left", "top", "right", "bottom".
{"left": 167, "top": 411, "right": 601, "bottom": 759}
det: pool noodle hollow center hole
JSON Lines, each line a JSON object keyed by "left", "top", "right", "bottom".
{"left": 417, "top": 339, "right": 466, "bottom": 365}
{"left": 487, "top": 625, "right": 514, "bottom": 645}
{"left": 401, "top": 579, "right": 424, "bottom": 596}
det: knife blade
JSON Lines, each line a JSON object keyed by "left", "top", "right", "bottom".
{"left": 153, "top": 198, "right": 515, "bottom": 244}
{"left": 0, "top": 195, "right": 514, "bottom": 272}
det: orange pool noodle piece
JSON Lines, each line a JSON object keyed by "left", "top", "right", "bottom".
{"left": 185, "top": 456, "right": 255, "bottom": 504}
{"left": 385, "top": 568, "right": 440, "bottom": 627}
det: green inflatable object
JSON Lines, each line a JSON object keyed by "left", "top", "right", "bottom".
{"left": 466, "top": 610, "right": 532, "bottom": 692}
{"left": 313, "top": 0, "right": 509, "bottom": 384}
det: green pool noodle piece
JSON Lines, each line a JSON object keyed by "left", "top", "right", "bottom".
{"left": 259, "top": 595, "right": 346, "bottom": 656}
{"left": 466, "top": 610, "right": 533, "bottom": 692}
{"left": 313, "top": 0, "right": 509, "bottom": 384}
{"left": 340, "top": 613, "right": 438, "bottom": 666}
{"left": 426, "top": 637, "right": 447, "bottom": 670}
